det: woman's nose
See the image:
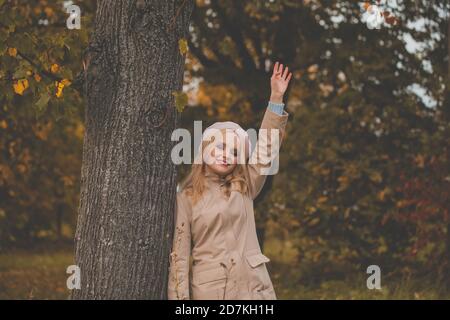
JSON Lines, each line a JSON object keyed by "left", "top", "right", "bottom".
{"left": 226, "top": 150, "right": 236, "bottom": 162}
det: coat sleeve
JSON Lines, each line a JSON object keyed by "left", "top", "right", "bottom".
{"left": 168, "top": 191, "right": 192, "bottom": 300}
{"left": 246, "top": 105, "right": 289, "bottom": 199}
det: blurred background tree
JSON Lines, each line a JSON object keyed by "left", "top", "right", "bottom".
{"left": 0, "top": 0, "right": 94, "bottom": 247}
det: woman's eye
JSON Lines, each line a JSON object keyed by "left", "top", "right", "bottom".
{"left": 216, "top": 143, "right": 225, "bottom": 150}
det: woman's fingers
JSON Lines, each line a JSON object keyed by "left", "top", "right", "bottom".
{"left": 282, "top": 66, "right": 289, "bottom": 80}
{"left": 286, "top": 72, "right": 292, "bottom": 83}
{"left": 273, "top": 61, "right": 279, "bottom": 75}
{"left": 273, "top": 62, "right": 293, "bottom": 83}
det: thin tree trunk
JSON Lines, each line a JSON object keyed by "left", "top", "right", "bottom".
{"left": 448, "top": 14, "right": 450, "bottom": 76}
{"left": 446, "top": 13, "right": 450, "bottom": 290}
{"left": 72, "top": 0, "right": 194, "bottom": 299}
{"left": 56, "top": 202, "right": 63, "bottom": 241}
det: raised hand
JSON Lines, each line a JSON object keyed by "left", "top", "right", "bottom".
{"left": 270, "top": 62, "right": 292, "bottom": 103}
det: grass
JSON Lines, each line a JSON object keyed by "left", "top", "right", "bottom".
{"left": 273, "top": 272, "right": 450, "bottom": 300}
{"left": 0, "top": 244, "right": 448, "bottom": 299}
{"left": 0, "top": 249, "right": 74, "bottom": 300}
{"left": 264, "top": 237, "right": 450, "bottom": 300}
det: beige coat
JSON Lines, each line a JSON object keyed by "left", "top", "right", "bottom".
{"left": 168, "top": 108, "right": 289, "bottom": 300}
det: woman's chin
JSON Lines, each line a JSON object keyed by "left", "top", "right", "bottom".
{"left": 209, "top": 163, "right": 236, "bottom": 175}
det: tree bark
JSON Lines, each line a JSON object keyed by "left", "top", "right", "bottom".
{"left": 72, "top": 0, "right": 194, "bottom": 299}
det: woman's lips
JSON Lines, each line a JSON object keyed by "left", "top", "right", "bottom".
{"left": 215, "top": 158, "right": 230, "bottom": 166}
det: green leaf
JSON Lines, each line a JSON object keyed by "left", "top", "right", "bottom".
{"left": 35, "top": 92, "right": 51, "bottom": 113}
{"left": 219, "top": 38, "right": 232, "bottom": 55}
{"left": 52, "top": 47, "right": 65, "bottom": 61}
{"left": 0, "top": 30, "right": 7, "bottom": 52}
{"left": 172, "top": 91, "right": 188, "bottom": 113}
{"left": 61, "top": 68, "right": 73, "bottom": 79}
{"left": 13, "top": 65, "right": 28, "bottom": 79}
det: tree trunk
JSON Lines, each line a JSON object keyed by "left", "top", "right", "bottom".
{"left": 446, "top": 13, "right": 450, "bottom": 291}
{"left": 72, "top": 0, "right": 194, "bottom": 299}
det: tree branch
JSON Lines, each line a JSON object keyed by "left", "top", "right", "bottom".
{"left": 0, "top": 20, "right": 87, "bottom": 94}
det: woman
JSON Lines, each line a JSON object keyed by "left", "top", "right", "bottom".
{"left": 168, "top": 62, "right": 292, "bottom": 300}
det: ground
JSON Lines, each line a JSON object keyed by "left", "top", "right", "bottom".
{"left": 0, "top": 241, "right": 448, "bottom": 299}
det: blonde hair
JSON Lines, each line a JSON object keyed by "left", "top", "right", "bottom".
{"left": 180, "top": 128, "right": 252, "bottom": 205}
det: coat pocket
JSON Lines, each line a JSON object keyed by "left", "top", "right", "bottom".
{"left": 193, "top": 266, "right": 227, "bottom": 285}
{"left": 192, "top": 266, "right": 228, "bottom": 300}
{"left": 246, "top": 252, "right": 270, "bottom": 267}
{"left": 245, "top": 252, "right": 273, "bottom": 293}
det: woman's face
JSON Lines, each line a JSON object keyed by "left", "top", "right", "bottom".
{"left": 203, "top": 131, "right": 240, "bottom": 176}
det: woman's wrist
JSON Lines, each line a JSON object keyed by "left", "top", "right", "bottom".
{"left": 269, "top": 93, "right": 284, "bottom": 104}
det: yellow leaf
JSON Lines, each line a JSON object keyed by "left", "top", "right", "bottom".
{"left": 0, "top": 120, "right": 8, "bottom": 129}
{"left": 396, "top": 200, "right": 408, "bottom": 208}
{"left": 308, "top": 64, "right": 318, "bottom": 73}
{"left": 317, "top": 196, "right": 328, "bottom": 204}
{"left": 44, "top": 7, "right": 54, "bottom": 17}
{"left": 55, "top": 81, "right": 65, "bottom": 98}
{"left": 178, "top": 38, "right": 188, "bottom": 55}
{"left": 172, "top": 91, "right": 188, "bottom": 112}
{"left": 376, "top": 237, "right": 388, "bottom": 254}
{"left": 8, "top": 47, "right": 17, "bottom": 57}
{"left": 26, "top": 70, "right": 33, "bottom": 76}
{"left": 414, "top": 154, "right": 425, "bottom": 168}
{"left": 369, "top": 171, "right": 383, "bottom": 184}
{"left": 74, "top": 122, "right": 85, "bottom": 139}
{"left": 51, "top": 64, "right": 59, "bottom": 73}
{"left": 307, "top": 206, "right": 317, "bottom": 213}
{"left": 378, "top": 190, "right": 385, "bottom": 201}
{"left": 61, "top": 78, "right": 71, "bottom": 86}
{"left": 337, "top": 175, "right": 349, "bottom": 192}
{"left": 13, "top": 79, "right": 29, "bottom": 95}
